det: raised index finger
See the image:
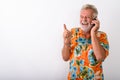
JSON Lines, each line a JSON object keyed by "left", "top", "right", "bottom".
{"left": 64, "top": 24, "right": 68, "bottom": 31}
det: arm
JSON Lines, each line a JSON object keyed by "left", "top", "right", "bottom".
{"left": 91, "top": 19, "right": 106, "bottom": 62}
{"left": 62, "top": 24, "right": 71, "bottom": 61}
{"left": 62, "top": 44, "right": 71, "bottom": 61}
{"left": 91, "top": 32, "right": 106, "bottom": 62}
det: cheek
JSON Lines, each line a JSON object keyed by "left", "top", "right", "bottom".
{"left": 80, "top": 19, "right": 82, "bottom": 23}
{"left": 87, "top": 19, "right": 92, "bottom": 23}
{"left": 89, "top": 19, "right": 93, "bottom": 21}
{"left": 80, "top": 21, "right": 83, "bottom": 25}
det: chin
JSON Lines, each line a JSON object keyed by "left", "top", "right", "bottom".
{"left": 81, "top": 25, "right": 92, "bottom": 33}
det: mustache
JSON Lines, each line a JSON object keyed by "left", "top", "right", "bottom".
{"left": 81, "top": 21, "right": 90, "bottom": 25}
{"left": 82, "top": 21, "right": 88, "bottom": 24}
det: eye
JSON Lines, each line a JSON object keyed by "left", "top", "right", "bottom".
{"left": 86, "top": 16, "right": 92, "bottom": 19}
{"left": 80, "top": 16, "right": 84, "bottom": 19}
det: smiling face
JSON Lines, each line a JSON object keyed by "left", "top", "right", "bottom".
{"left": 80, "top": 9, "right": 94, "bottom": 33}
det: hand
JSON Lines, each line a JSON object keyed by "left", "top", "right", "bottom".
{"left": 63, "top": 24, "right": 71, "bottom": 46}
{"left": 91, "top": 19, "right": 100, "bottom": 34}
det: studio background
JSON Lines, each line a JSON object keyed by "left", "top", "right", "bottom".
{"left": 0, "top": 0, "right": 119, "bottom": 80}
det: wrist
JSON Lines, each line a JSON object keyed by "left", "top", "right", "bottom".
{"left": 64, "top": 43, "right": 71, "bottom": 47}
{"left": 91, "top": 32, "right": 98, "bottom": 41}
{"left": 91, "top": 31, "right": 97, "bottom": 36}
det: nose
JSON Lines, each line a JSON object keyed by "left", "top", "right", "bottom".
{"left": 82, "top": 17, "right": 87, "bottom": 21}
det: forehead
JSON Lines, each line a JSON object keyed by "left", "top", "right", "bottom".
{"left": 80, "top": 9, "right": 94, "bottom": 16}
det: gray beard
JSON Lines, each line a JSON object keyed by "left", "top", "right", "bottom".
{"left": 80, "top": 25, "right": 92, "bottom": 33}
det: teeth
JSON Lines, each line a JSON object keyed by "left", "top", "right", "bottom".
{"left": 82, "top": 23, "right": 88, "bottom": 25}
{"left": 82, "top": 21, "right": 88, "bottom": 25}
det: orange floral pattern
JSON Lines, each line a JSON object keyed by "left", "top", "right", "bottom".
{"left": 68, "top": 28, "right": 109, "bottom": 80}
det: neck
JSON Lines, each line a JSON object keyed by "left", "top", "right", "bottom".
{"left": 83, "top": 31, "right": 91, "bottom": 39}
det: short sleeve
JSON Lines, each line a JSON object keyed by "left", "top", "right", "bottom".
{"left": 97, "top": 31, "right": 109, "bottom": 59}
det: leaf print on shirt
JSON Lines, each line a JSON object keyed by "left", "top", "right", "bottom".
{"left": 78, "top": 66, "right": 94, "bottom": 80}
{"left": 77, "top": 37, "right": 87, "bottom": 45}
{"left": 74, "top": 45, "right": 82, "bottom": 56}
{"left": 76, "top": 59, "right": 84, "bottom": 66}
{"left": 88, "top": 49, "right": 98, "bottom": 66}
{"left": 101, "top": 43, "right": 109, "bottom": 50}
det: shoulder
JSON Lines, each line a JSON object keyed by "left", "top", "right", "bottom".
{"left": 97, "top": 31, "right": 107, "bottom": 38}
{"left": 71, "top": 27, "right": 81, "bottom": 33}
{"left": 71, "top": 27, "right": 80, "bottom": 31}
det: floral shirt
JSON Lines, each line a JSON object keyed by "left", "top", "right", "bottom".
{"left": 68, "top": 28, "right": 109, "bottom": 80}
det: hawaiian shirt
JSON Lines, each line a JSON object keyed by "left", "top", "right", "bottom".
{"left": 68, "top": 28, "right": 109, "bottom": 80}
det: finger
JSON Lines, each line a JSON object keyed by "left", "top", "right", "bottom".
{"left": 64, "top": 24, "right": 68, "bottom": 31}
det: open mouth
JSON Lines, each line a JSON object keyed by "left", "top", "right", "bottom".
{"left": 81, "top": 21, "right": 89, "bottom": 26}
{"left": 82, "top": 22, "right": 88, "bottom": 26}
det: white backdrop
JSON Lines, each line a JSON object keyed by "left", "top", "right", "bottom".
{"left": 0, "top": 0, "right": 120, "bottom": 80}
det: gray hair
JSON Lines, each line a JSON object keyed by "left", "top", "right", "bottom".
{"left": 81, "top": 4, "right": 98, "bottom": 18}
